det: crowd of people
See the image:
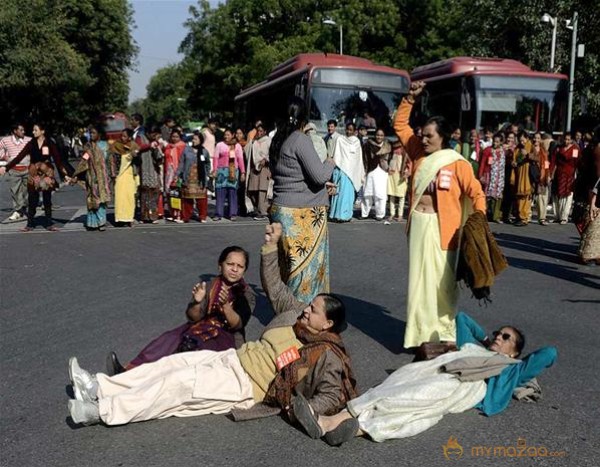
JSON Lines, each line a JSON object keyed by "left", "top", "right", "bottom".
{"left": 53, "top": 86, "right": 580, "bottom": 449}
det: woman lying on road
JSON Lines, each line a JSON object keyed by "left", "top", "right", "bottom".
{"left": 294, "top": 312, "right": 557, "bottom": 446}
{"left": 106, "top": 246, "right": 255, "bottom": 375}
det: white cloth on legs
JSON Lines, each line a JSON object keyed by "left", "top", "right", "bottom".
{"left": 554, "top": 194, "right": 573, "bottom": 222}
{"left": 347, "top": 344, "right": 488, "bottom": 442}
{"left": 96, "top": 349, "right": 255, "bottom": 425}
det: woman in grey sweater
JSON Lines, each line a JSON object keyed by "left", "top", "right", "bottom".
{"left": 269, "top": 97, "right": 337, "bottom": 303}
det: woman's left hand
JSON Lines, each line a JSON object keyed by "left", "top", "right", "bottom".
{"left": 325, "top": 181, "right": 337, "bottom": 196}
{"left": 240, "top": 173, "right": 246, "bottom": 183}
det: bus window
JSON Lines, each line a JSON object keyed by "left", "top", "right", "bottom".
{"left": 475, "top": 76, "right": 567, "bottom": 133}
{"left": 308, "top": 87, "right": 403, "bottom": 136}
{"left": 414, "top": 77, "right": 464, "bottom": 128}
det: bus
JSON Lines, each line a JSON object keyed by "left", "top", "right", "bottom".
{"left": 100, "top": 112, "right": 129, "bottom": 142}
{"left": 234, "top": 53, "right": 410, "bottom": 136}
{"left": 410, "top": 57, "right": 569, "bottom": 134}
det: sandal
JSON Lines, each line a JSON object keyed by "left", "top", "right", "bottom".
{"left": 46, "top": 225, "right": 60, "bottom": 232}
{"left": 20, "top": 226, "right": 34, "bottom": 232}
{"left": 292, "top": 394, "right": 323, "bottom": 439}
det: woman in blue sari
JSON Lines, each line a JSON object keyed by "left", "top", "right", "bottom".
{"left": 329, "top": 123, "right": 365, "bottom": 222}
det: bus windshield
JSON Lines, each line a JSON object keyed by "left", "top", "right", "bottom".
{"left": 475, "top": 76, "right": 567, "bottom": 132}
{"left": 309, "top": 86, "right": 404, "bottom": 136}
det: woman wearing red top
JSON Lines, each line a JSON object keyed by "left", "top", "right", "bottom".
{"left": 552, "top": 133, "right": 579, "bottom": 224}
{"left": 163, "top": 129, "right": 186, "bottom": 222}
{"left": 0, "top": 122, "right": 71, "bottom": 231}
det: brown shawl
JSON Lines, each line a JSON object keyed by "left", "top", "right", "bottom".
{"left": 264, "top": 322, "right": 357, "bottom": 414}
{"left": 456, "top": 211, "right": 508, "bottom": 302}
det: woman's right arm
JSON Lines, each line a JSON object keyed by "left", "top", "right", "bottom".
{"left": 393, "top": 81, "right": 426, "bottom": 162}
{"left": 296, "top": 134, "right": 335, "bottom": 186}
{"left": 185, "top": 281, "right": 209, "bottom": 322}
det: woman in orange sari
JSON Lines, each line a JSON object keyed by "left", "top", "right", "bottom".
{"left": 513, "top": 132, "right": 534, "bottom": 226}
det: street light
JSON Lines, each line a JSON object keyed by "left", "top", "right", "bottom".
{"left": 323, "top": 19, "right": 343, "bottom": 55}
{"left": 541, "top": 13, "right": 557, "bottom": 71}
{"left": 566, "top": 12, "right": 578, "bottom": 132}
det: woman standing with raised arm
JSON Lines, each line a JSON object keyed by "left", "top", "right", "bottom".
{"left": 393, "top": 81, "right": 486, "bottom": 349}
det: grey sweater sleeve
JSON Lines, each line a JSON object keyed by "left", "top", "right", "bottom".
{"left": 295, "top": 133, "right": 335, "bottom": 186}
{"left": 260, "top": 245, "right": 306, "bottom": 316}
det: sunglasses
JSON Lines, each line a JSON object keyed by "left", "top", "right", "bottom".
{"left": 492, "top": 330, "right": 513, "bottom": 342}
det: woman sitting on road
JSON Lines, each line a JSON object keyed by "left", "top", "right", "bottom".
{"left": 106, "top": 246, "right": 255, "bottom": 375}
{"left": 294, "top": 312, "right": 557, "bottom": 446}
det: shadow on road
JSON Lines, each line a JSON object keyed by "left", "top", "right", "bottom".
{"left": 495, "top": 231, "right": 579, "bottom": 263}
{"left": 506, "top": 255, "right": 600, "bottom": 289}
{"left": 337, "top": 294, "right": 407, "bottom": 355}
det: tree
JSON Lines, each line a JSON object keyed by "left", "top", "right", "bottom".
{"left": 143, "top": 64, "right": 194, "bottom": 127}
{"left": 0, "top": 0, "right": 137, "bottom": 134}
{"left": 179, "top": 0, "right": 412, "bottom": 115}
{"left": 178, "top": 0, "right": 599, "bottom": 124}
{"left": 454, "top": 0, "right": 600, "bottom": 122}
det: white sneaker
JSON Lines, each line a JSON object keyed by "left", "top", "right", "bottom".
{"left": 7, "top": 211, "right": 24, "bottom": 221}
{"left": 68, "top": 357, "right": 98, "bottom": 402}
{"left": 68, "top": 399, "right": 100, "bottom": 426}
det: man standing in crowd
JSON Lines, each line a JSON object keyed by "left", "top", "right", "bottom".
{"left": 160, "top": 117, "right": 176, "bottom": 142}
{"left": 131, "top": 114, "right": 146, "bottom": 142}
{"left": 0, "top": 123, "right": 31, "bottom": 222}
{"left": 324, "top": 119, "right": 339, "bottom": 157}
{"left": 246, "top": 124, "right": 272, "bottom": 219}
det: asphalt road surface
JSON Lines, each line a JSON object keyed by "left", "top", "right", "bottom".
{"left": 1, "top": 180, "right": 598, "bottom": 467}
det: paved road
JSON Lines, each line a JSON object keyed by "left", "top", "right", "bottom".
{"left": 1, "top": 179, "right": 598, "bottom": 467}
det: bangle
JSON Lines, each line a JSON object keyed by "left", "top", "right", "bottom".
{"left": 406, "top": 95, "right": 415, "bottom": 104}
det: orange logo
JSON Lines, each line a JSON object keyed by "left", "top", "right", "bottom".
{"left": 443, "top": 436, "right": 464, "bottom": 461}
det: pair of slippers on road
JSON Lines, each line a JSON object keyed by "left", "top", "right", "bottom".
{"left": 293, "top": 393, "right": 359, "bottom": 446}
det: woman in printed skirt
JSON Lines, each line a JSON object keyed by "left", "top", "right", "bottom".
{"left": 0, "top": 122, "right": 72, "bottom": 231}
{"left": 212, "top": 128, "right": 246, "bottom": 221}
{"left": 269, "top": 97, "right": 337, "bottom": 302}
{"left": 177, "top": 131, "right": 211, "bottom": 223}
{"left": 70, "top": 125, "right": 111, "bottom": 231}
{"left": 163, "top": 129, "right": 186, "bottom": 222}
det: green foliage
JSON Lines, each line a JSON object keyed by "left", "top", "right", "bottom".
{"left": 175, "top": 0, "right": 598, "bottom": 123}
{"left": 0, "top": 0, "right": 137, "bottom": 133}
{"left": 454, "top": 0, "right": 600, "bottom": 120}
{"left": 129, "top": 63, "right": 194, "bottom": 128}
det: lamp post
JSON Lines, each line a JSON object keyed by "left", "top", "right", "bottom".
{"left": 541, "top": 13, "right": 557, "bottom": 71}
{"left": 323, "top": 19, "right": 343, "bottom": 55}
{"left": 566, "top": 12, "right": 578, "bottom": 132}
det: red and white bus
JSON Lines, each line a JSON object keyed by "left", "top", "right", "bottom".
{"left": 410, "top": 57, "right": 569, "bottom": 134}
{"left": 235, "top": 53, "right": 410, "bottom": 136}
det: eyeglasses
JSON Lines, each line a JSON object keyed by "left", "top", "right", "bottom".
{"left": 492, "top": 330, "right": 513, "bottom": 342}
